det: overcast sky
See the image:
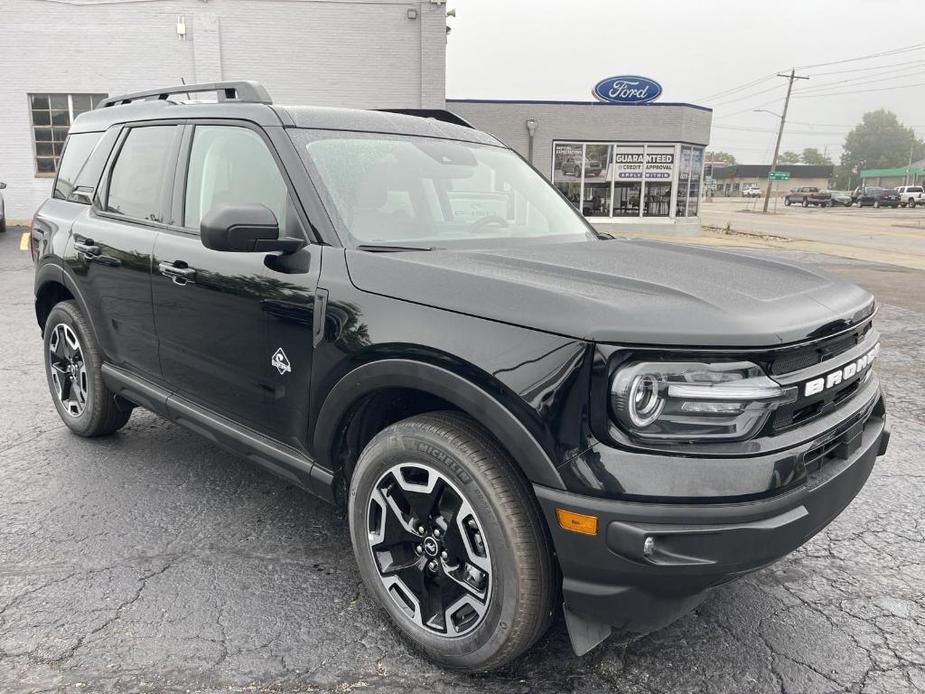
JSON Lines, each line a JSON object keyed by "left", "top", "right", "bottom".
{"left": 445, "top": 0, "right": 925, "bottom": 163}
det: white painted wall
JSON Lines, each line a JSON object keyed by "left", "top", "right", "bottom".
{"left": 0, "top": 0, "right": 447, "bottom": 220}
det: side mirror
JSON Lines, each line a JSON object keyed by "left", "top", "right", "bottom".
{"left": 200, "top": 204, "right": 305, "bottom": 254}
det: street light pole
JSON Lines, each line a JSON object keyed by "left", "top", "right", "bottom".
{"left": 762, "top": 69, "right": 809, "bottom": 213}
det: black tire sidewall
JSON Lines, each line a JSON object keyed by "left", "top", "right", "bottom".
{"left": 43, "top": 302, "right": 113, "bottom": 436}
{"left": 348, "top": 419, "right": 541, "bottom": 669}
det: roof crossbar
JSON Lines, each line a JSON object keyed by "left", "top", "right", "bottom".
{"left": 99, "top": 81, "right": 272, "bottom": 109}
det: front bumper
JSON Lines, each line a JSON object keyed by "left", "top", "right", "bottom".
{"left": 534, "top": 398, "right": 889, "bottom": 651}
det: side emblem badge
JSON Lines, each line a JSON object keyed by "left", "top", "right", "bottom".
{"left": 271, "top": 348, "right": 291, "bottom": 375}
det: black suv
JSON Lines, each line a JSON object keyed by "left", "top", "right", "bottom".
{"left": 31, "top": 81, "right": 889, "bottom": 672}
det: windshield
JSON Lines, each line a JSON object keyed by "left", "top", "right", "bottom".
{"left": 291, "top": 130, "right": 595, "bottom": 248}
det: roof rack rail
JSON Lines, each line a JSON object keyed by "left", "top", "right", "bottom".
{"left": 99, "top": 81, "right": 272, "bottom": 109}
{"left": 377, "top": 108, "right": 474, "bottom": 129}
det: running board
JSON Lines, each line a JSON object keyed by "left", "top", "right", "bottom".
{"left": 100, "top": 364, "right": 333, "bottom": 501}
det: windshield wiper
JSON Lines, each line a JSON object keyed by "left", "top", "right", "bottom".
{"left": 355, "top": 244, "right": 436, "bottom": 252}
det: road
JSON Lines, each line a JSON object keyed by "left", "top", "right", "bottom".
{"left": 699, "top": 199, "right": 925, "bottom": 270}
{"left": 1, "top": 227, "right": 923, "bottom": 693}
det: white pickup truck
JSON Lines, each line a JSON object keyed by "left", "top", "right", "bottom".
{"left": 895, "top": 185, "right": 925, "bottom": 208}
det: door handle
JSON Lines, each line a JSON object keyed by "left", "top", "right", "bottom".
{"left": 158, "top": 261, "right": 197, "bottom": 285}
{"left": 74, "top": 239, "right": 101, "bottom": 257}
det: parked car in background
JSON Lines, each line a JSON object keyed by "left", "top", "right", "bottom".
{"left": 0, "top": 182, "right": 6, "bottom": 233}
{"left": 784, "top": 186, "right": 831, "bottom": 207}
{"left": 853, "top": 186, "right": 900, "bottom": 208}
{"left": 894, "top": 185, "right": 925, "bottom": 208}
{"left": 562, "top": 155, "right": 603, "bottom": 178}
{"left": 741, "top": 184, "right": 762, "bottom": 198}
{"left": 826, "top": 190, "right": 853, "bottom": 207}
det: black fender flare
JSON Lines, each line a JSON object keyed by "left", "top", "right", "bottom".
{"left": 34, "top": 262, "right": 100, "bottom": 343}
{"left": 312, "top": 358, "right": 566, "bottom": 490}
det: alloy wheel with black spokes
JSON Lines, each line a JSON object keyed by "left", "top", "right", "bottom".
{"left": 367, "top": 462, "right": 492, "bottom": 638}
{"left": 43, "top": 301, "right": 133, "bottom": 437}
{"left": 48, "top": 323, "right": 88, "bottom": 418}
{"left": 349, "top": 412, "right": 555, "bottom": 672}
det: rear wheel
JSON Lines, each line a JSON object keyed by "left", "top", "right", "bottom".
{"left": 43, "top": 301, "right": 132, "bottom": 436}
{"left": 909, "top": 198, "right": 916, "bottom": 209}
{"left": 874, "top": 200, "right": 880, "bottom": 209}
{"left": 801, "top": 198, "right": 809, "bottom": 207}
{"left": 348, "top": 412, "right": 555, "bottom": 672}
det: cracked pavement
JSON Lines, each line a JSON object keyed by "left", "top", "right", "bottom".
{"left": 1, "top": 228, "right": 923, "bottom": 692}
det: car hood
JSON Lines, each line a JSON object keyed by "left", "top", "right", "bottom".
{"left": 345, "top": 239, "right": 875, "bottom": 346}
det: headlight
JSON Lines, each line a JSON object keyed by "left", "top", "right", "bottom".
{"left": 610, "top": 360, "right": 797, "bottom": 442}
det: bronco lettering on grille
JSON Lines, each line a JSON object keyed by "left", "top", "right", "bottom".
{"left": 804, "top": 343, "right": 879, "bottom": 397}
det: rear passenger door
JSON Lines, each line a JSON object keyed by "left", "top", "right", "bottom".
{"left": 70, "top": 123, "right": 182, "bottom": 378}
{"left": 151, "top": 121, "right": 316, "bottom": 432}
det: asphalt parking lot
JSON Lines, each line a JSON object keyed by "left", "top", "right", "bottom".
{"left": 1, "top": 226, "right": 924, "bottom": 693}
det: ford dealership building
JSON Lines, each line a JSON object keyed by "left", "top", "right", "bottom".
{"left": 0, "top": 1, "right": 710, "bottom": 234}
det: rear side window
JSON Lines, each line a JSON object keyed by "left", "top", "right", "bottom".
{"left": 53, "top": 132, "right": 102, "bottom": 201}
{"left": 106, "top": 126, "right": 178, "bottom": 222}
{"left": 183, "top": 125, "right": 288, "bottom": 230}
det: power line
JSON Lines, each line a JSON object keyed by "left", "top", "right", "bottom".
{"left": 794, "top": 66, "right": 925, "bottom": 95}
{"left": 808, "top": 57, "right": 925, "bottom": 77}
{"left": 709, "top": 82, "right": 787, "bottom": 108}
{"left": 795, "top": 42, "right": 925, "bottom": 70}
{"left": 792, "top": 79, "right": 925, "bottom": 99}
{"left": 694, "top": 74, "right": 778, "bottom": 102}
{"left": 762, "top": 70, "right": 809, "bottom": 212}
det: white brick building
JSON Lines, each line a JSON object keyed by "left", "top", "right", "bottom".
{"left": 0, "top": 0, "right": 448, "bottom": 221}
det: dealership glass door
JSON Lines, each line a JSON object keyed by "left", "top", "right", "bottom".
{"left": 582, "top": 144, "right": 613, "bottom": 216}
{"left": 644, "top": 145, "right": 675, "bottom": 217}
{"left": 612, "top": 145, "right": 643, "bottom": 217}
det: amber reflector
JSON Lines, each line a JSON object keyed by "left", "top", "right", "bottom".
{"left": 555, "top": 508, "right": 598, "bottom": 536}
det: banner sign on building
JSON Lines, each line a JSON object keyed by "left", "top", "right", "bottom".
{"left": 592, "top": 75, "right": 663, "bottom": 104}
{"left": 608, "top": 151, "right": 675, "bottom": 180}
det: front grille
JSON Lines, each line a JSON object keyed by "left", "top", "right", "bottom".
{"left": 768, "top": 321, "right": 870, "bottom": 375}
{"left": 764, "top": 319, "right": 877, "bottom": 434}
{"left": 802, "top": 396, "right": 879, "bottom": 477}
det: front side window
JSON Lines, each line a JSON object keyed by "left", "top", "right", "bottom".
{"left": 293, "top": 130, "right": 592, "bottom": 248}
{"left": 106, "top": 126, "right": 178, "bottom": 222}
{"left": 29, "top": 93, "right": 107, "bottom": 175}
{"left": 184, "top": 126, "right": 288, "bottom": 230}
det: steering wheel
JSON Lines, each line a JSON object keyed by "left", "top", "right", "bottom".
{"left": 468, "top": 215, "right": 509, "bottom": 232}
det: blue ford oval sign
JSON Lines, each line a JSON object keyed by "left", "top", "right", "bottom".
{"left": 592, "top": 75, "right": 662, "bottom": 104}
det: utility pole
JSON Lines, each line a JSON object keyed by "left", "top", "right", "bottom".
{"left": 763, "top": 69, "right": 809, "bottom": 213}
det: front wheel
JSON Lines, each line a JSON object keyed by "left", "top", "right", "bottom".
{"left": 43, "top": 301, "right": 132, "bottom": 436}
{"left": 784, "top": 198, "right": 792, "bottom": 206}
{"left": 874, "top": 200, "right": 880, "bottom": 209}
{"left": 348, "top": 412, "right": 555, "bottom": 672}
{"left": 909, "top": 198, "right": 916, "bottom": 209}
{"left": 802, "top": 198, "right": 809, "bottom": 207}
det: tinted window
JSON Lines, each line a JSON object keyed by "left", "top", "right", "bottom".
{"left": 53, "top": 132, "right": 102, "bottom": 201}
{"left": 184, "top": 126, "right": 287, "bottom": 229}
{"left": 106, "top": 126, "right": 178, "bottom": 222}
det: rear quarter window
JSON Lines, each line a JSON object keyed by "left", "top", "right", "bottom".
{"left": 53, "top": 132, "right": 103, "bottom": 202}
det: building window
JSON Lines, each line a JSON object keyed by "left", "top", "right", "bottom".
{"left": 552, "top": 142, "right": 583, "bottom": 211}
{"left": 644, "top": 146, "right": 674, "bottom": 217}
{"left": 29, "top": 93, "right": 107, "bottom": 176}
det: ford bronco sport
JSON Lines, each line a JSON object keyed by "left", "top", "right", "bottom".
{"left": 31, "top": 81, "right": 889, "bottom": 672}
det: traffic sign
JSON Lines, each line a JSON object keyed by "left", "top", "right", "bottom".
{"left": 768, "top": 170, "right": 790, "bottom": 181}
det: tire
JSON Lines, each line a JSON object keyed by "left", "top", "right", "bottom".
{"left": 801, "top": 198, "right": 809, "bottom": 208}
{"left": 784, "top": 198, "right": 791, "bottom": 206}
{"left": 909, "top": 198, "right": 916, "bottom": 209}
{"left": 348, "top": 412, "right": 555, "bottom": 672}
{"left": 874, "top": 200, "right": 880, "bottom": 209}
{"left": 0, "top": 217, "right": 6, "bottom": 234}
{"left": 43, "top": 301, "right": 132, "bottom": 437}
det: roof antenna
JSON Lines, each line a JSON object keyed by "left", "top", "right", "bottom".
{"left": 180, "top": 76, "right": 191, "bottom": 101}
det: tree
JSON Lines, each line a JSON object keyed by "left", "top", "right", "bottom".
{"left": 801, "top": 147, "right": 833, "bottom": 166}
{"left": 835, "top": 109, "right": 925, "bottom": 188}
{"left": 706, "top": 150, "right": 736, "bottom": 165}
{"left": 777, "top": 151, "right": 801, "bottom": 164}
